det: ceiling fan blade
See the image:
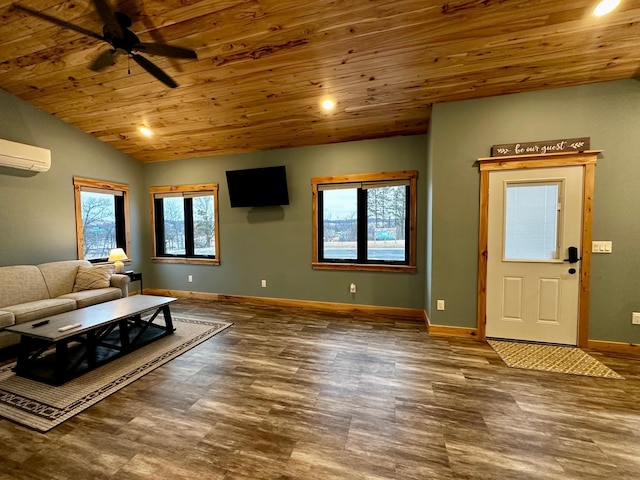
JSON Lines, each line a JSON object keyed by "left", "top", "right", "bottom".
{"left": 131, "top": 54, "right": 178, "bottom": 88}
{"left": 92, "top": 0, "right": 123, "bottom": 39}
{"left": 89, "top": 49, "right": 117, "bottom": 71}
{"left": 134, "top": 43, "right": 197, "bottom": 59}
{"left": 13, "top": 4, "right": 105, "bottom": 41}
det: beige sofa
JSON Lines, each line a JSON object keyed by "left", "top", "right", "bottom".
{"left": 0, "top": 260, "right": 130, "bottom": 349}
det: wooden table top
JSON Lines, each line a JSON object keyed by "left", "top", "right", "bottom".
{"left": 6, "top": 295, "right": 177, "bottom": 341}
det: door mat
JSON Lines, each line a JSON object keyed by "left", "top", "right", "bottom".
{"left": 488, "top": 339, "right": 623, "bottom": 379}
{"left": 0, "top": 315, "right": 232, "bottom": 432}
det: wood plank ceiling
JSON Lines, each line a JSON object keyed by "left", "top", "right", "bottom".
{"left": 0, "top": 0, "right": 638, "bottom": 163}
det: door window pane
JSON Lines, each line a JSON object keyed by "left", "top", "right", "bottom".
{"left": 504, "top": 182, "right": 560, "bottom": 260}
{"left": 323, "top": 188, "right": 357, "bottom": 260}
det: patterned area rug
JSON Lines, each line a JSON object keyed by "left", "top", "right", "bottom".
{"left": 0, "top": 316, "right": 231, "bottom": 432}
{"left": 488, "top": 339, "right": 624, "bottom": 379}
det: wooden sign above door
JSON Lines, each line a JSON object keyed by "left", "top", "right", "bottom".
{"left": 491, "top": 137, "right": 590, "bottom": 157}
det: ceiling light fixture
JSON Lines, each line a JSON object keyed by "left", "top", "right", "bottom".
{"left": 139, "top": 126, "right": 153, "bottom": 137}
{"left": 321, "top": 99, "right": 336, "bottom": 111}
{"left": 593, "top": 0, "right": 620, "bottom": 16}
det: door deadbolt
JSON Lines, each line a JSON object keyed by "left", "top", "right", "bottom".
{"left": 564, "top": 246, "right": 580, "bottom": 264}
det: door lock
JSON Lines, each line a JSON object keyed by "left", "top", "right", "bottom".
{"left": 563, "top": 246, "right": 580, "bottom": 264}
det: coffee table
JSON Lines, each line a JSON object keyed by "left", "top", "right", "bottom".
{"left": 6, "top": 295, "right": 177, "bottom": 385}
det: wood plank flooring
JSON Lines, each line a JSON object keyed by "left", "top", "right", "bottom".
{"left": 2, "top": 298, "right": 640, "bottom": 479}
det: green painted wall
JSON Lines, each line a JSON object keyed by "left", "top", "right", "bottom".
{"left": 7, "top": 75, "right": 639, "bottom": 341}
{"left": 0, "top": 85, "right": 426, "bottom": 310}
{"left": 143, "top": 135, "right": 428, "bottom": 309}
{"left": 429, "top": 79, "right": 640, "bottom": 343}
{"left": 0, "top": 89, "right": 145, "bottom": 268}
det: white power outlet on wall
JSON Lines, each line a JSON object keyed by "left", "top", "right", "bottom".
{"left": 437, "top": 299, "right": 445, "bottom": 311}
{"left": 632, "top": 312, "right": 640, "bottom": 325}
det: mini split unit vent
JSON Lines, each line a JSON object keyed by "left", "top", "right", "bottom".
{"left": 0, "top": 138, "right": 51, "bottom": 172}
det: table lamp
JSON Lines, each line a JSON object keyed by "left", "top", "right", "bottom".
{"left": 108, "top": 248, "right": 128, "bottom": 273}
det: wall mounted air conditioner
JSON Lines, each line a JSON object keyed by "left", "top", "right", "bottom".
{"left": 0, "top": 138, "right": 51, "bottom": 172}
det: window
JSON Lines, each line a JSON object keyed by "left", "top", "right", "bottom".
{"left": 312, "top": 171, "right": 418, "bottom": 272}
{"left": 504, "top": 181, "right": 561, "bottom": 261}
{"left": 74, "top": 177, "right": 130, "bottom": 263}
{"left": 150, "top": 183, "right": 220, "bottom": 265}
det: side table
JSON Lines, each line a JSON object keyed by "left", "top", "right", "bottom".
{"left": 124, "top": 271, "right": 143, "bottom": 295}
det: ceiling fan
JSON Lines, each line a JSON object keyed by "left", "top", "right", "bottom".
{"left": 13, "top": 1, "right": 197, "bottom": 88}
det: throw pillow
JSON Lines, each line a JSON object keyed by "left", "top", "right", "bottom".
{"left": 72, "top": 264, "right": 115, "bottom": 292}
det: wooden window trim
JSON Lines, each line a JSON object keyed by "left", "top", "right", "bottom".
{"left": 311, "top": 170, "right": 418, "bottom": 272}
{"left": 150, "top": 183, "right": 220, "bottom": 265}
{"left": 73, "top": 177, "right": 131, "bottom": 262}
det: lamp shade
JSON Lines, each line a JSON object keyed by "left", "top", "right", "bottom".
{"left": 108, "top": 248, "right": 128, "bottom": 273}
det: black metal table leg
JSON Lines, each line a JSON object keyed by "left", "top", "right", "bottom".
{"left": 119, "top": 319, "right": 130, "bottom": 352}
{"left": 162, "top": 305, "right": 175, "bottom": 333}
{"left": 55, "top": 340, "right": 69, "bottom": 385}
{"left": 86, "top": 330, "right": 97, "bottom": 369}
{"left": 14, "top": 335, "right": 32, "bottom": 375}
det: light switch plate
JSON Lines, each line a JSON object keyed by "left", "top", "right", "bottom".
{"left": 592, "top": 241, "right": 612, "bottom": 253}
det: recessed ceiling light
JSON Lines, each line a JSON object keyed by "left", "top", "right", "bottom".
{"left": 593, "top": 0, "right": 620, "bottom": 16}
{"left": 322, "top": 99, "right": 336, "bottom": 111}
{"left": 139, "top": 126, "right": 153, "bottom": 137}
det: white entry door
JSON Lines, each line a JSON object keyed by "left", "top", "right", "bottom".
{"left": 486, "top": 166, "right": 583, "bottom": 345}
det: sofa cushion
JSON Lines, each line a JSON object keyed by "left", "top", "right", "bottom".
{"left": 0, "top": 266, "right": 50, "bottom": 309}
{"left": 3, "top": 299, "right": 77, "bottom": 324}
{"left": 38, "top": 260, "right": 91, "bottom": 298}
{"left": 59, "top": 287, "right": 122, "bottom": 309}
{"left": 0, "top": 310, "right": 15, "bottom": 329}
{"left": 73, "top": 264, "right": 115, "bottom": 292}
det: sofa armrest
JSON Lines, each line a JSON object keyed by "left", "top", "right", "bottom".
{"left": 110, "top": 274, "right": 131, "bottom": 297}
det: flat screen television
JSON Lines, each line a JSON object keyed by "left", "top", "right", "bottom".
{"left": 225, "top": 165, "right": 290, "bottom": 207}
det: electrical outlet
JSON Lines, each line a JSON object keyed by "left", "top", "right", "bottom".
{"left": 188, "top": 275, "right": 193, "bottom": 283}
{"left": 632, "top": 312, "right": 640, "bottom": 325}
{"left": 261, "top": 279, "right": 267, "bottom": 288}
{"left": 437, "top": 299, "right": 445, "bottom": 311}
{"left": 350, "top": 283, "right": 356, "bottom": 293}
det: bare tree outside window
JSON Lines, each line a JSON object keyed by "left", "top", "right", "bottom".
{"left": 74, "top": 177, "right": 130, "bottom": 263}
{"left": 150, "top": 184, "right": 220, "bottom": 263}
{"left": 313, "top": 171, "right": 416, "bottom": 270}
{"left": 162, "top": 197, "right": 185, "bottom": 255}
{"left": 366, "top": 185, "right": 406, "bottom": 261}
{"left": 80, "top": 192, "right": 116, "bottom": 259}
{"left": 193, "top": 195, "right": 215, "bottom": 255}
{"left": 321, "top": 185, "right": 407, "bottom": 262}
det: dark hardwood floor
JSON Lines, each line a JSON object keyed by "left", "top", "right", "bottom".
{"left": 2, "top": 298, "right": 640, "bottom": 479}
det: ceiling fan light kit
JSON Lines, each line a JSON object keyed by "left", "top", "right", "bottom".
{"left": 13, "top": 0, "right": 197, "bottom": 88}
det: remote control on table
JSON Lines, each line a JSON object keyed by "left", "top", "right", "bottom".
{"left": 58, "top": 323, "right": 82, "bottom": 332}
